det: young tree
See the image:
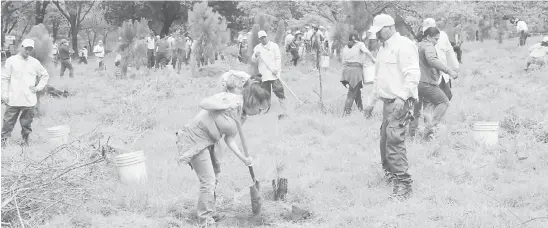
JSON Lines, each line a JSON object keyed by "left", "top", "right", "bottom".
{"left": 117, "top": 18, "right": 150, "bottom": 78}
{"left": 187, "top": 1, "right": 230, "bottom": 71}
{"left": 35, "top": 0, "right": 51, "bottom": 25}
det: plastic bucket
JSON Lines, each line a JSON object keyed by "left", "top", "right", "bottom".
{"left": 113, "top": 151, "right": 147, "bottom": 184}
{"left": 47, "top": 125, "right": 70, "bottom": 147}
{"left": 363, "top": 65, "right": 376, "bottom": 85}
{"left": 472, "top": 121, "right": 499, "bottom": 147}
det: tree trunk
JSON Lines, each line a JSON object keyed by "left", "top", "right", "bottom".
{"left": 52, "top": 21, "right": 59, "bottom": 41}
{"left": 71, "top": 25, "right": 79, "bottom": 56}
{"left": 35, "top": 1, "right": 50, "bottom": 25}
{"left": 272, "top": 178, "right": 288, "bottom": 201}
{"left": 160, "top": 19, "right": 174, "bottom": 36}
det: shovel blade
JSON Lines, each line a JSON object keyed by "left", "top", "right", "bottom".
{"left": 250, "top": 184, "right": 262, "bottom": 215}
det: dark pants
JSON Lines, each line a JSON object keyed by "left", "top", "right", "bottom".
{"left": 519, "top": 30, "right": 529, "bottom": 46}
{"left": 79, "top": 56, "right": 88, "bottom": 64}
{"left": 380, "top": 99, "right": 413, "bottom": 184}
{"left": 60, "top": 59, "right": 74, "bottom": 78}
{"left": 343, "top": 83, "right": 363, "bottom": 115}
{"left": 147, "top": 49, "right": 155, "bottom": 69}
{"left": 261, "top": 79, "right": 286, "bottom": 101}
{"left": 439, "top": 78, "right": 452, "bottom": 101}
{"left": 450, "top": 41, "right": 462, "bottom": 63}
{"left": 290, "top": 49, "right": 300, "bottom": 66}
{"left": 2, "top": 106, "right": 35, "bottom": 140}
{"left": 409, "top": 82, "right": 449, "bottom": 138}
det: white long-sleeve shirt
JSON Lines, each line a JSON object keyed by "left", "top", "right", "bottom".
{"left": 517, "top": 21, "right": 528, "bottom": 32}
{"left": 436, "top": 31, "right": 459, "bottom": 84}
{"left": 251, "top": 41, "right": 281, "bottom": 81}
{"left": 367, "top": 33, "right": 420, "bottom": 106}
{"left": 93, "top": 45, "right": 105, "bottom": 58}
{"left": 1, "top": 54, "right": 50, "bottom": 107}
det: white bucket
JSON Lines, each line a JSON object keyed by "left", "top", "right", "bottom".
{"left": 320, "top": 55, "right": 330, "bottom": 68}
{"left": 363, "top": 65, "right": 376, "bottom": 85}
{"left": 472, "top": 121, "right": 500, "bottom": 147}
{"left": 47, "top": 125, "right": 70, "bottom": 147}
{"left": 113, "top": 151, "right": 147, "bottom": 184}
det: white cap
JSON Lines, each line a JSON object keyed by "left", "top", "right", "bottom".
{"left": 368, "top": 14, "right": 395, "bottom": 34}
{"left": 258, "top": 30, "right": 267, "bottom": 38}
{"left": 422, "top": 18, "right": 436, "bottom": 32}
{"left": 543, "top": 36, "right": 548, "bottom": 42}
{"left": 21, "top": 39, "right": 34, "bottom": 48}
{"left": 319, "top": 26, "right": 325, "bottom": 29}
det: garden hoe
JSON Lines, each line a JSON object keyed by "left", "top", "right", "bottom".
{"left": 233, "top": 115, "right": 262, "bottom": 215}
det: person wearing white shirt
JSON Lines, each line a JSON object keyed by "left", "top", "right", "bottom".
{"left": 251, "top": 30, "right": 287, "bottom": 119}
{"left": 366, "top": 14, "right": 420, "bottom": 200}
{"left": 1, "top": 39, "right": 50, "bottom": 147}
{"left": 79, "top": 46, "right": 88, "bottom": 64}
{"left": 515, "top": 18, "right": 529, "bottom": 46}
{"left": 284, "top": 30, "right": 294, "bottom": 50}
{"left": 146, "top": 33, "right": 156, "bottom": 68}
{"left": 52, "top": 41, "right": 59, "bottom": 67}
{"left": 93, "top": 40, "right": 105, "bottom": 70}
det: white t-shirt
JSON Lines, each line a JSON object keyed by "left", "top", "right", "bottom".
{"left": 93, "top": 45, "right": 104, "bottom": 58}
{"left": 147, "top": 37, "right": 156, "bottom": 49}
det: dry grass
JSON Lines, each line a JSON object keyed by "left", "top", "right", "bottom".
{"left": 1, "top": 36, "right": 548, "bottom": 228}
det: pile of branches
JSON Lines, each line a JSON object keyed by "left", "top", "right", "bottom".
{"left": 0, "top": 129, "right": 118, "bottom": 227}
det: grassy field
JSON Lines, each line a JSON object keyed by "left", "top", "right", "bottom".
{"left": 2, "top": 36, "right": 548, "bottom": 228}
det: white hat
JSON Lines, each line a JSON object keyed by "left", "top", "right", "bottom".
{"left": 422, "top": 18, "right": 436, "bottom": 32}
{"left": 319, "top": 26, "right": 325, "bottom": 29}
{"left": 368, "top": 14, "right": 395, "bottom": 34}
{"left": 295, "top": 30, "right": 302, "bottom": 35}
{"left": 21, "top": 39, "right": 34, "bottom": 48}
{"left": 258, "top": 30, "right": 267, "bottom": 38}
{"left": 543, "top": 36, "right": 548, "bottom": 42}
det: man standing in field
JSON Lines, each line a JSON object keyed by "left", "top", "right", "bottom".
{"left": 93, "top": 40, "right": 105, "bottom": 71}
{"left": 515, "top": 18, "right": 529, "bottom": 46}
{"left": 366, "top": 14, "right": 420, "bottom": 200}
{"left": 252, "top": 30, "right": 287, "bottom": 119}
{"left": 58, "top": 39, "right": 74, "bottom": 78}
{"left": 146, "top": 32, "right": 156, "bottom": 69}
{"left": 155, "top": 34, "right": 169, "bottom": 70}
{"left": 1, "top": 39, "right": 50, "bottom": 147}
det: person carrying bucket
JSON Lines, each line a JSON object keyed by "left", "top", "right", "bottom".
{"left": 340, "top": 31, "right": 375, "bottom": 116}
{"left": 175, "top": 77, "right": 270, "bottom": 227}
{"left": 1, "top": 39, "right": 50, "bottom": 147}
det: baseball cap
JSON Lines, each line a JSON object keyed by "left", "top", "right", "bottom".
{"left": 422, "top": 18, "right": 436, "bottom": 32}
{"left": 258, "top": 30, "right": 267, "bottom": 38}
{"left": 368, "top": 14, "right": 395, "bottom": 34}
{"left": 21, "top": 39, "right": 34, "bottom": 48}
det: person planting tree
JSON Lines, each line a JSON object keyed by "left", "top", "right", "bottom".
{"left": 175, "top": 77, "right": 270, "bottom": 227}
{"left": 1, "top": 39, "right": 50, "bottom": 147}
{"left": 524, "top": 36, "right": 548, "bottom": 71}
{"left": 58, "top": 39, "right": 74, "bottom": 78}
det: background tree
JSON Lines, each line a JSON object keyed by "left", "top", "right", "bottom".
{"left": 187, "top": 1, "right": 230, "bottom": 70}
{"left": 35, "top": 0, "right": 51, "bottom": 25}
{"left": 117, "top": 18, "right": 150, "bottom": 77}
{"left": 53, "top": 0, "right": 96, "bottom": 52}
{"left": 1, "top": 1, "right": 33, "bottom": 45}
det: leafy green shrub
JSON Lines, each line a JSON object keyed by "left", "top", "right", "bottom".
{"left": 117, "top": 18, "right": 150, "bottom": 77}
{"left": 26, "top": 24, "right": 54, "bottom": 65}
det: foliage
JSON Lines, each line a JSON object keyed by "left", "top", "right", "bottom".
{"left": 80, "top": 5, "right": 111, "bottom": 50}
{"left": 117, "top": 18, "right": 150, "bottom": 77}
{"left": 26, "top": 23, "right": 53, "bottom": 65}
{"left": 187, "top": 1, "right": 230, "bottom": 69}
{"left": 53, "top": 0, "right": 97, "bottom": 52}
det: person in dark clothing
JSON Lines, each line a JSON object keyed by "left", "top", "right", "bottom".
{"left": 58, "top": 39, "right": 74, "bottom": 78}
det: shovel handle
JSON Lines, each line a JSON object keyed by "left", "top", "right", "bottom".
{"left": 248, "top": 166, "right": 256, "bottom": 182}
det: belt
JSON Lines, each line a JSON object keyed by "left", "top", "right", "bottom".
{"left": 62, "top": 58, "right": 70, "bottom": 60}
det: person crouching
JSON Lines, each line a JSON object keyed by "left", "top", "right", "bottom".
{"left": 175, "top": 78, "right": 269, "bottom": 227}
{"left": 525, "top": 36, "right": 548, "bottom": 71}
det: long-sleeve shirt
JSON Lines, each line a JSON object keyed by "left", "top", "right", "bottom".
{"left": 251, "top": 41, "right": 281, "bottom": 81}
{"left": 1, "top": 54, "right": 50, "bottom": 107}
{"left": 418, "top": 41, "right": 452, "bottom": 85}
{"left": 93, "top": 45, "right": 104, "bottom": 58}
{"left": 367, "top": 33, "right": 420, "bottom": 106}
{"left": 58, "top": 45, "right": 71, "bottom": 60}
{"left": 516, "top": 21, "right": 528, "bottom": 32}
{"left": 435, "top": 31, "right": 459, "bottom": 84}
{"left": 529, "top": 43, "right": 548, "bottom": 58}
